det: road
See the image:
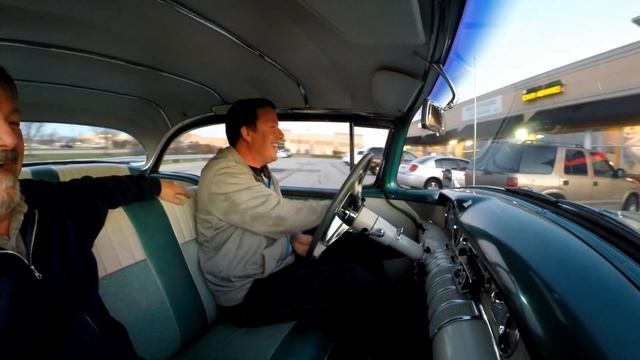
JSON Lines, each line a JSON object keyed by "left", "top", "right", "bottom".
{"left": 161, "top": 157, "right": 375, "bottom": 188}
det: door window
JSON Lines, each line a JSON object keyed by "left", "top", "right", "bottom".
{"left": 159, "top": 122, "right": 389, "bottom": 189}
{"left": 564, "top": 149, "right": 588, "bottom": 176}
{"left": 590, "top": 152, "right": 615, "bottom": 177}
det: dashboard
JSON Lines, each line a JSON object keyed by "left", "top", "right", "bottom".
{"left": 421, "top": 195, "right": 529, "bottom": 360}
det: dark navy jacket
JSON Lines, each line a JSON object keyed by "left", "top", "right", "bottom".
{"left": 0, "top": 175, "right": 160, "bottom": 359}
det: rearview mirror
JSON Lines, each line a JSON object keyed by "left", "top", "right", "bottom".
{"left": 420, "top": 99, "right": 445, "bottom": 136}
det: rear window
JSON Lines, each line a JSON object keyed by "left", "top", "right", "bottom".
{"left": 456, "top": 159, "right": 469, "bottom": 170}
{"left": 416, "top": 156, "right": 435, "bottom": 165}
{"left": 402, "top": 152, "right": 417, "bottom": 162}
{"left": 483, "top": 143, "right": 523, "bottom": 173}
{"left": 476, "top": 143, "right": 556, "bottom": 174}
{"left": 21, "top": 122, "right": 145, "bottom": 164}
{"left": 435, "top": 158, "right": 459, "bottom": 169}
{"left": 519, "top": 145, "right": 556, "bottom": 174}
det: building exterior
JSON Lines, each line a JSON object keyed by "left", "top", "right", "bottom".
{"left": 407, "top": 41, "right": 640, "bottom": 172}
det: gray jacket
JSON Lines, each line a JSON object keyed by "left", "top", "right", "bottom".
{"left": 196, "top": 146, "right": 329, "bottom": 306}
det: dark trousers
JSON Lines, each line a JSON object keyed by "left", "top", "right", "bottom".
{"left": 220, "top": 232, "right": 427, "bottom": 358}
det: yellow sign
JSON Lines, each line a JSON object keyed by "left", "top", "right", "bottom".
{"left": 522, "top": 81, "right": 564, "bottom": 102}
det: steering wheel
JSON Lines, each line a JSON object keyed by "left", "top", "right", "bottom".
{"left": 309, "top": 152, "right": 374, "bottom": 258}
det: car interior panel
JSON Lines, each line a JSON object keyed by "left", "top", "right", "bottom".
{"left": 3, "top": 0, "right": 640, "bottom": 359}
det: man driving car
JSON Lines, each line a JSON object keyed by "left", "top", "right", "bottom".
{"left": 197, "top": 98, "right": 424, "bottom": 357}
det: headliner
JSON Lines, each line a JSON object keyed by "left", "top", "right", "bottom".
{"left": 0, "top": 0, "right": 464, "bottom": 152}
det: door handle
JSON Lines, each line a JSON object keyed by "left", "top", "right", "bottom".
{"left": 562, "top": 179, "right": 569, "bottom": 186}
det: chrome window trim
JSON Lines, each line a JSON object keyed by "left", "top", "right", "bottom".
{"left": 158, "top": 0, "right": 309, "bottom": 107}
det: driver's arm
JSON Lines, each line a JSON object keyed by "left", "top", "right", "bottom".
{"left": 204, "top": 166, "right": 330, "bottom": 239}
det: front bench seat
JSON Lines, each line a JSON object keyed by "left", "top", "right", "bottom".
{"left": 100, "top": 189, "right": 333, "bottom": 359}
{"left": 20, "top": 164, "right": 332, "bottom": 359}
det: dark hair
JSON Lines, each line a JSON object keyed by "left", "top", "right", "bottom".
{"left": 225, "top": 98, "right": 276, "bottom": 147}
{"left": 0, "top": 65, "right": 18, "bottom": 101}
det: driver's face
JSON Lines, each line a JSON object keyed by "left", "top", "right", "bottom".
{"left": 244, "top": 107, "right": 284, "bottom": 167}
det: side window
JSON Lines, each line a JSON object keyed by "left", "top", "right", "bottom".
{"left": 402, "top": 152, "right": 417, "bottom": 163}
{"left": 488, "top": 144, "right": 523, "bottom": 173}
{"left": 455, "top": 160, "right": 469, "bottom": 170}
{"left": 159, "top": 122, "right": 389, "bottom": 189}
{"left": 21, "top": 122, "right": 145, "bottom": 164}
{"left": 519, "top": 145, "right": 556, "bottom": 174}
{"left": 159, "top": 124, "right": 226, "bottom": 175}
{"left": 564, "top": 149, "right": 588, "bottom": 176}
{"left": 435, "top": 159, "right": 458, "bottom": 169}
{"left": 279, "top": 123, "right": 387, "bottom": 188}
{"left": 590, "top": 152, "right": 615, "bottom": 177}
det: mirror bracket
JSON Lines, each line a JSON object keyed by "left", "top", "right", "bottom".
{"left": 414, "top": 56, "right": 458, "bottom": 135}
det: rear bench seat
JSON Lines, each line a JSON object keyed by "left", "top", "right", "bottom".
{"left": 20, "top": 164, "right": 332, "bottom": 360}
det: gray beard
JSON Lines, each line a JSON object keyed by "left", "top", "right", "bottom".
{"left": 0, "top": 174, "right": 20, "bottom": 216}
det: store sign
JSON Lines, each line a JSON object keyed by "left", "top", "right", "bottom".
{"left": 522, "top": 80, "right": 564, "bottom": 102}
{"left": 462, "top": 96, "right": 502, "bottom": 121}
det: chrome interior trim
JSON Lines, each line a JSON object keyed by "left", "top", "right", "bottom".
{"left": 432, "top": 299, "right": 473, "bottom": 316}
{"left": 432, "top": 315, "right": 478, "bottom": 337}
{"left": 427, "top": 284, "right": 457, "bottom": 304}
{"left": 146, "top": 112, "right": 218, "bottom": 171}
{"left": 429, "top": 63, "right": 457, "bottom": 110}
{"left": 413, "top": 51, "right": 458, "bottom": 110}
{"left": 429, "top": 273, "right": 454, "bottom": 288}
{"left": 146, "top": 108, "right": 394, "bottom": 171}
{"left": 0, "top": 39, "right": 225, "bottom": 103}
{"left": 477, "top": 299, "right": 503, "bottom": 359}
{"left": 430, "top": 300, "right": 481, "bottom": 338}
{"left": 16, "top": 80, "right": 172, "bottom": 129}
{"left": 158, "top": 0, "right": 309, "bottom": 107}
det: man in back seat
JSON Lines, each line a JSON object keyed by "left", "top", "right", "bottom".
{"left": 197, "top": 99, "right": 421, "bottom": 357}
{"left": 0, "top": 65, "right": 191, "bottom": 359}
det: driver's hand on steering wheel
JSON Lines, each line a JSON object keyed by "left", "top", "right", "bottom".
{"left": 292, "top": 233, "right": 313, "bottom": 257}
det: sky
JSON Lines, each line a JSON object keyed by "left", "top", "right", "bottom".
{"left": 28, "top": 0, "right": 640, "bottom": 144}
{"left": 432, "top": 0, "right": 640, "bottom": 105}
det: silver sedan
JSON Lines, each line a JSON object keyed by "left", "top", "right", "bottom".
{"left": 398, "top": 156, "right": 469, "bottom": 189}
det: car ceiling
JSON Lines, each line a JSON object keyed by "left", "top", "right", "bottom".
{"left": 0, "top": 0, "right": 463, "bottom": 153}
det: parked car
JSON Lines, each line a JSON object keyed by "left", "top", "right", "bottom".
{"left": 370, "top": 150, "right": 416, "bottom": 175}
{"left": 465, "top": 141, "right": 640, "bottom": 210}
{"left": 398, "top": 156, "right": 468, "bottom": 189}
{"left": 342, "top": 147, "right": 383, "bottom": 166}
{"left": 4, "top": 0, "right": 640, "bottom": 359}
{"left": 276, "top": 148, "right": 292, "bottom": 158}
{"left": 59, "top": 140, "right": 74, "bottom": 149}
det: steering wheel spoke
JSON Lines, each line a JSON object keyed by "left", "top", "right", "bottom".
{"left": 309, "top": 153, "right": 374, "bottom": 258}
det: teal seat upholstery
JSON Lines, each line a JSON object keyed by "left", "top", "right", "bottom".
{"left": 27, "top": 163, "right": 333, "bottom": 359}
{"left": 103, "top": 197, "right": 333, "bottom": 360}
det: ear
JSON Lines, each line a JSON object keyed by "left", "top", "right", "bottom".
{"left": 240, "top": 126, "right": 252, "bottom": 143}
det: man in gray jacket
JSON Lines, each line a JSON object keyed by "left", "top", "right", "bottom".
{"left": 196, "top": 98, "right": 329, "bottom": 308}
{"left": 196, "top": 99, "right": 421, "bottom": 357}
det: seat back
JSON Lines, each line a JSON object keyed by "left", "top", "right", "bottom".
{"left": 21, "top": 164, "right": 215, "bottom": 359}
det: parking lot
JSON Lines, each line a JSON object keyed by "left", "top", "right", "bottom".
{"left": 161, "top": 156, "right": 376, "bottom": 188}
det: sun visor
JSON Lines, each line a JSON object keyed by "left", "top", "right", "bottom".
{"left": 299, "top": 0, "right": 425, "bottom": 45}
{"left": 372, "top": 70, "right": 422, "bottom": 114}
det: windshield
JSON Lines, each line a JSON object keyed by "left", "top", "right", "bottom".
{"left": 404, "top": 0, "right": 640, "bottom": 233}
